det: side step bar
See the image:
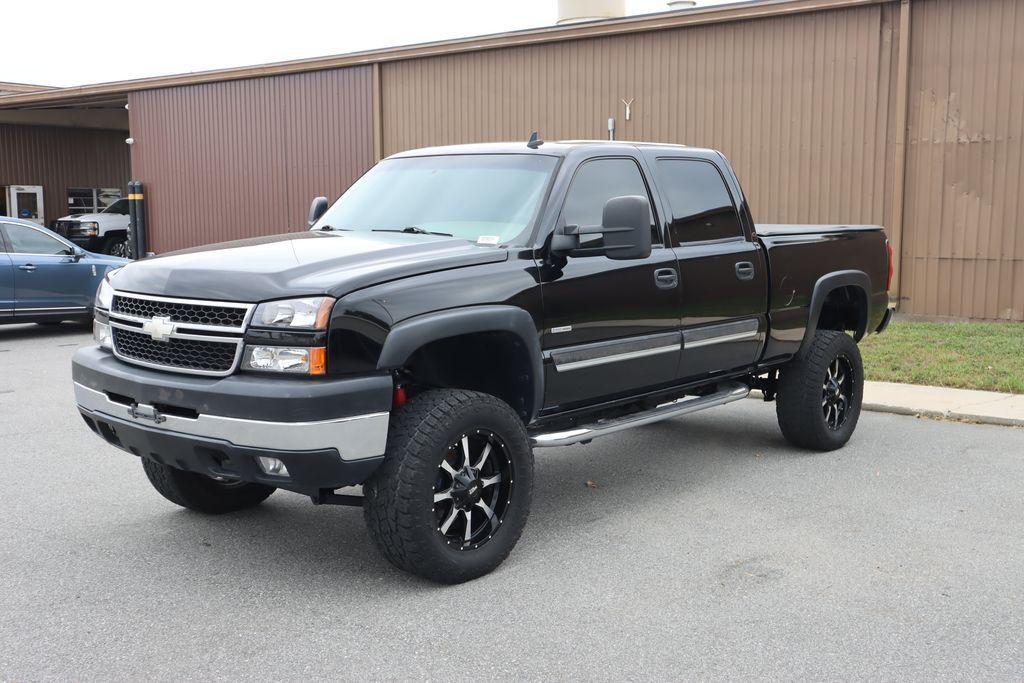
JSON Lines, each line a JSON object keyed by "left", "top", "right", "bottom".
{"left": 529, "top": 381, "right": 750, "bottom": 448}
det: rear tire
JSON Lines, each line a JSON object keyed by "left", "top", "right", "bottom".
{"left": 141, "top": 459, "right": 276, "bottom": 514}
{"left": 363, "top": 389, "right": 534, "bottom": 584}
{"left": 776, "top": 330, "right": 864, "bottom": 451}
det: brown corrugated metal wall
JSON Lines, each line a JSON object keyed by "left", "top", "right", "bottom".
{"left": 901, "top": 0, "right": 1024, "bottom": 321}
{"left": 382, "top": 3, "right": 902, "bottom": 228}
{"left": 127, "top": 67, "right": 375, "bottom": 253}
{"left": 0, "top": 123, "right": 129, "bottom": 225}
{"left": 116, "top": 0, "right": 1022, "bottom": 320}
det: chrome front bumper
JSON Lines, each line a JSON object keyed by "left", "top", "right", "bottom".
{"left": 73, "top": 382, "right": 389, "bottom": 461}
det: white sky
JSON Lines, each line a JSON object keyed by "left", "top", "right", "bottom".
{"left": 6, "top": 0, "right": 735, "bottom": 87}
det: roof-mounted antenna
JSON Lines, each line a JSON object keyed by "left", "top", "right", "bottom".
{"left": 527, "top": 131, "right": 544, "bottom": 149}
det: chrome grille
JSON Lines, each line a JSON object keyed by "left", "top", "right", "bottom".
{"left": 54, "top": 220, "right": 77, "bottom": 238}
{"left": 112, "top": 327, "right": 239, "bottom": 374}
{"left": 112, "top": 294, "right": 248, "bottom": 328}
{"left": 107, "top": 292, "right": 252, "bottom": 376}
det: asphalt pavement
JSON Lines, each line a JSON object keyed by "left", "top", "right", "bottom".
{"left": 1, "top": 323, "right": 1022, "bottom": 681}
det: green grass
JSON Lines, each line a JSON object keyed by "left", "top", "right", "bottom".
{"left": 860, "top": 320, "right": 1024, "bottom": 394}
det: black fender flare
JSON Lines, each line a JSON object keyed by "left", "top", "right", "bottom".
{"left": 376, "top": 305, "right": 544, "bottom": 421}
{"left": 799, "top": 270, "right": 872, "bottom": 356}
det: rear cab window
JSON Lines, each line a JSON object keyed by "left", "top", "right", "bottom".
{"left": 656, "top": 158, "right": 744, "bottom": 246}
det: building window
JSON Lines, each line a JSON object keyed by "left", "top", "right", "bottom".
{"left": 67, "top": 188, "right": 122, "bottom": 216}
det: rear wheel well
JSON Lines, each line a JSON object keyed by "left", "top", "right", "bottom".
{"left": 400, "top": 331, "right": 535, "bottom": 422}
{"left": 816, "top": 285, "right": 868, "bottom": 340}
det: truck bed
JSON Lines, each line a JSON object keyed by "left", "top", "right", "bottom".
{"left": 753, "top": 223, "right": 890, "bottom": 363}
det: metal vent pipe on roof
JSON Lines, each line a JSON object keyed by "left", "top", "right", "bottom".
{"left": 556, "top": 0, "right": 626, "bottom": 25}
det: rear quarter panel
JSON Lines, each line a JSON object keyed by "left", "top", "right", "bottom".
{"left": 757, "top": 227, "right": 889, "bottom": 362}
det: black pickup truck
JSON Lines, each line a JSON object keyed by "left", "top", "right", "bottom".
{"left": 72, "top": 139, "right": 893, "bottom": 583}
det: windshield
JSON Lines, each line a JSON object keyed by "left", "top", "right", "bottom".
{"left": 311, "top": 154, "right": 558, "bottom": 245}
{"left": 102, "top": 199, "right": 128, "bottom": 214}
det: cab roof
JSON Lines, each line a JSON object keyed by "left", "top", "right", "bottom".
{"left": 388, "top": 139, "right": 713, "bottom": 159}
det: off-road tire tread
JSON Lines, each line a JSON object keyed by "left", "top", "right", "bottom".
{"left": 363, "top": 389, "right": 532, "bottom": 583}
{"left": 142, "top": 459, "right": 275, "bottom": 514}
{"left": 776, "top": 330, "right": 863, "bottom": 451}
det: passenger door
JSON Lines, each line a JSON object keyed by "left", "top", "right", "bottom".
{"left": 540, "top": 156, "right": 682, "bottom": 409}
{"left": 1, "top": 222, "right": 94, "bottom": 317}
{"left": 654, "top": 158, "right": 768, "bottom": 381}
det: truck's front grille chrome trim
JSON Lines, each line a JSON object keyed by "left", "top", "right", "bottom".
{"left": 529, "top": 381, "right": 750, "bottom": 447}
{"left": 110, "top": 291, "right": 253, "bottom": 333}
{"left": 109, "top": 323, "right": 244, "bottom": 377}
{"left": 107, "top": 290, "right": 253, "bottom": 376}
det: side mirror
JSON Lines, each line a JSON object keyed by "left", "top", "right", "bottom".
{"left": 72, "top": 247, "right": 86, "bottom": 261}
{"left": 551, "top": 195, "right": 652, "bottom": 260}
{"left": 601, "top": 195, "right": 652, "bottom": 260}
{"left": 307, "top": 196, "right": 329, "bottom": 227}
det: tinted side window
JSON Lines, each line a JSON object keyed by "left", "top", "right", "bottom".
{"left": 657, "top": 159, "right": 743, "bottom": 245}
{"left": 562, "top": 158, "right": 658, "bottom": 248}
{"left": 4, "top": 224, "right": 70, "bottom": 255}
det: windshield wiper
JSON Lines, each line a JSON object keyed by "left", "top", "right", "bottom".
{"left": 372, "top": 226, "right": 453, "bottom": 237}
{"left": 318, "top": 225, "right": 351, "bottom": 232}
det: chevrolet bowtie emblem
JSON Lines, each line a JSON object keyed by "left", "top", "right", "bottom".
{"left": 141, "top": 315, "right": 175, "bottom": 342}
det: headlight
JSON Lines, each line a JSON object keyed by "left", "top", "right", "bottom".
{"left": 94, "top": 270, "right": 119, "bottom": 310}
{"left": 242, "top": 345, "right": 326, "bottom": 375}
{"left": 252, "top": 297, "right": 334, "bottom": 330}
{"left": 73, "top": 221, "right": 99, "bottom": 237}
{"left": 93, "top": 321, "right": 112, "bottom": 350}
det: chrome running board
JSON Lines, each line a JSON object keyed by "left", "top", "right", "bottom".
{"left": 529, "top": 381, "right": 750, "bottom": 448}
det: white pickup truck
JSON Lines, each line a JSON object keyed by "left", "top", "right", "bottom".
{"left": 54, "top": 198, "right": 130, "bottom": 257}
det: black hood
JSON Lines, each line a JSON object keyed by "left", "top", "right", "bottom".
{"left": 110, "top": 230, "right": 509, "bottom": 302}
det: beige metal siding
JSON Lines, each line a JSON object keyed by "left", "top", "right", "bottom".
{"left": 382, "top": 3, "right": 901, "bottom": 228}
{"left": 901, "top": 0, "right": 1024, "bottom": 320}
{"left": 128, "top": 67, "right": 375, "bottom": 253}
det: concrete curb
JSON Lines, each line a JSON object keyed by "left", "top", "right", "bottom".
{"left": 749, "top": 381, "right": 1024, "bottom": 428}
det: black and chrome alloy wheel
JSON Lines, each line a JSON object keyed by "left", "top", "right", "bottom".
{"left": 822, "top": 354, "right": 854, "bottom": 431}
{"left": 363, "top": 388, "right": 534, "bottom": 583}
{"left": 433, "top": 430, "right": 514, "bottom": 550}
{"left": 776, "top": 330, "right": 865, "bottom": 451}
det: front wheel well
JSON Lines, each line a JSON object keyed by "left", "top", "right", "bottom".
{"left": 399, "top": 331, "right": 536, "bottom": 422}
{"left": 816, "top": 285, "right": 868, "bottom": 340}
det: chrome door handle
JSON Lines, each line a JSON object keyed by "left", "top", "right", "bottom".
{"left": 734, "top": 261, "right": 755, "bottom": 281}
{"left": 18, "top": 264, "right": 36, "bottom": 272}
{"left": 654, "top": 268, "right": 678, "bottom": 290}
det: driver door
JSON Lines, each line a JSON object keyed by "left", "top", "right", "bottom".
{"left": 539, "top": 156, "right": 682, "bottom": 410}
{"left": 1, "top": 222, "right": 93, "bottom": 316}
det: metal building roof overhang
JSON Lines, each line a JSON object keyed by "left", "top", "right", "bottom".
{"left": 0, "top": 0, "right": 891, "bottom": 110}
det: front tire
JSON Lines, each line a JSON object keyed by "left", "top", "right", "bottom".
{"left": 776, "top": 330, "right": 864, "bottom": 451}
{"left": 102, "top": 234, "right": 129, "bottom": 258}
{"left": 363, "top": 389, "right": 534, "bottom": 584}
{"left": 142, "top": 459, "right": 276, "bottom": 513}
